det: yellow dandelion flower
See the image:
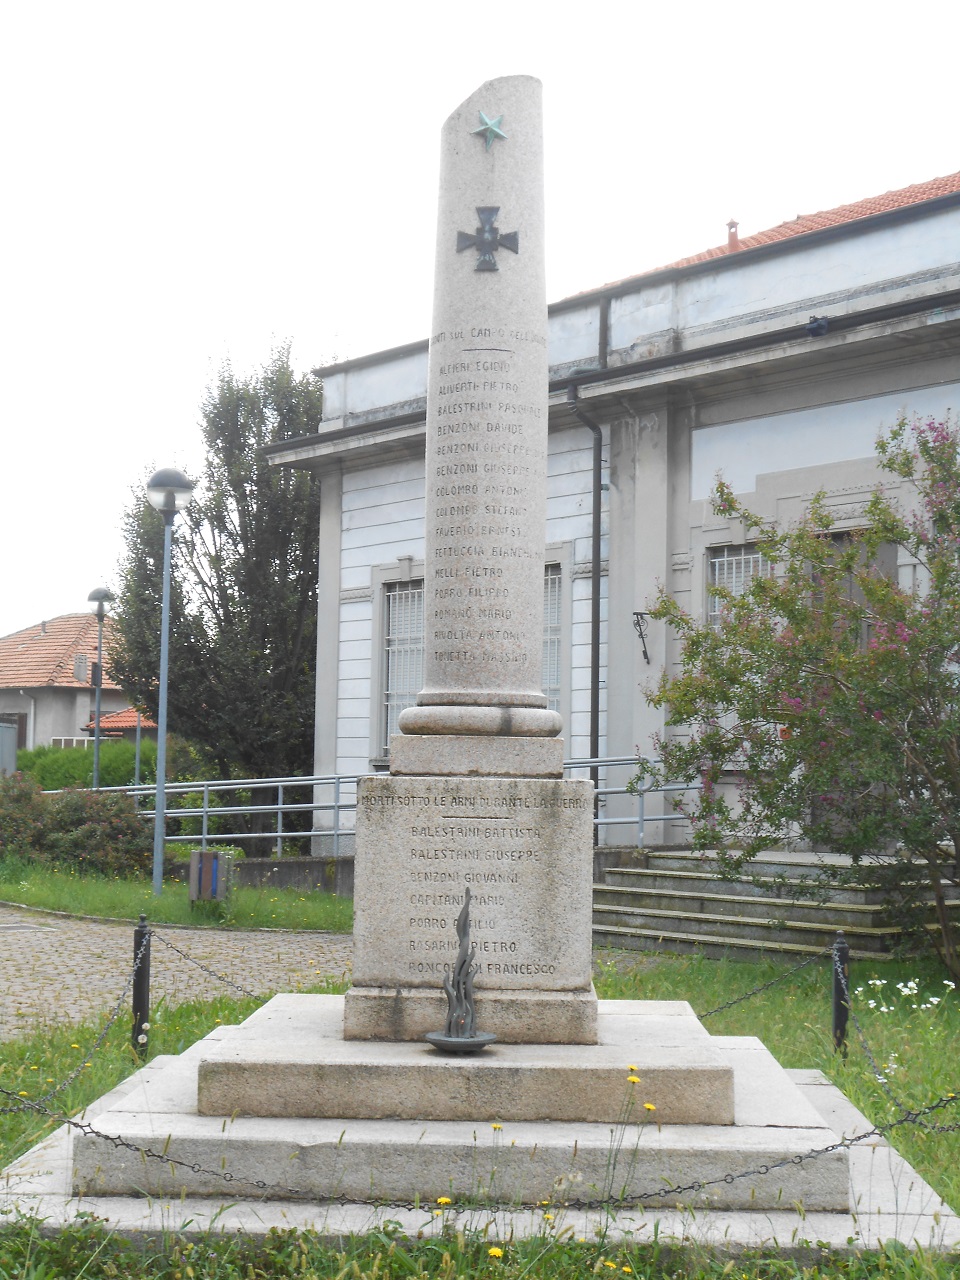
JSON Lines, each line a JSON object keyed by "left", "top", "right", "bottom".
{"left": 643, "top": 1102, "right": 656, "bottom": 1112}
{"left": 627, "top": 1064, "right": 637, "bottom": 1071}
{"left": 436, "top": 1196, "right": 452, "bottom": 1205}
{"left": 627, "top": 1075, "right": 641, "bottom": 1084}
{"left": 17, "top": 1091, "right": 28, "bottom": 1097}
{"left": 70, "top": 1044, "right": 80, "bottom": 1049}
{"left": 488, "top": 1246, "right": 504, "bottom": 1259}
{"left": 543, "top": 1213, "right": 554, "bottom": 1222}
{"left": 491, "top": 1122, "right": 503, "bottom": 1130}
{"left": 603, "top": 1261, "right": 617, "bottom": 1269}
{"left": 622, "top": 1268, "right": 633, "bottom": 1274}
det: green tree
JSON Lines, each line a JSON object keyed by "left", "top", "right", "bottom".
{"left": 109, "top": 347, "right": 324, "bottom": 780}
{"left": 641, "top": 414, "right": 960, "bottom": 977}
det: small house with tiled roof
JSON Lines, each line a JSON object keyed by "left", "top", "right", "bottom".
{"left": 0, "top": 615, "right": 129, "bottom": 750}
{"left": 264, "top": 170, "right": 960, "bottom": 840}
{"left": 82, "top": 706, "right": 158, "bottom": 742}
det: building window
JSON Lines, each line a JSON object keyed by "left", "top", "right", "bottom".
{"left": 542, "top": 563, "right": 562, "bottom": 714}
{"left": 382, "top": 579, "right": 425, "bottom": 755}
{"left": 380, "top": 566, "right": 565, "bottom": 754}
{"left": 0, "top": 712, "right": 27, "bottom": 750}
{"left": 707, "top": 544, "right": 769, "bottom": 624}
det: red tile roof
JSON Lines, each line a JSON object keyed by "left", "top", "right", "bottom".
{"left": 585, "top": 170, "right": 960, "bottom": 295}
{"left": 83, "top": 707, "right": 156, "bottom": 732}
{"left": 0, "top": 615, "right": 121, "bottom": 691}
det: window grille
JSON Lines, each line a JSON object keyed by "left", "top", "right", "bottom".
{"left": 707, "top": 544, "right": 768, "bottom": 624}
{"left": 382, "top": 580, "right": 425, "bottom": 754}
{"left": 380, "top": 566, "right": 565, "bottom": 753}
{"left": 542, "top": 563, "right": 562, "bottom": 713}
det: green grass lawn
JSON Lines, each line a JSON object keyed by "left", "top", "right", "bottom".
{"left": 0, "top": 857, "right": 353, "bottom": 932}
{"left": 596, "top": 949, "right": 960, "bottom": 1215}
{"left": 1, "top": 875, "right": 958, "bottom": 1276}
{"left": 1, "top": 1215, "right": 955, "bottom": 1279}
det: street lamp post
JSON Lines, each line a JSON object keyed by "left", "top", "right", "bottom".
{"left": 146, "top": 468, "right": 195, "bottom": 895}
{"left": 87, "top": 587, "right": 114, "bottom": 790}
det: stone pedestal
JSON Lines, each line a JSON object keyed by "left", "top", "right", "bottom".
{"left": 69, "top": 996, "right": 853, "bottom": 1215}
{"left": 344, "top": 773, "right": 597, "bottom": 1043}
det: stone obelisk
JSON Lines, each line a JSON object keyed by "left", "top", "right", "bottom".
{"left": 344, "top": 76, "right": 597, "bottom": 1045}
{"left": 392, "top": 74, "right": 561, "bottom": 769}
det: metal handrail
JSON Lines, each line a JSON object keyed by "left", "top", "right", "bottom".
{"left": 51, "top": 757, "right": 699, "bottom": 856}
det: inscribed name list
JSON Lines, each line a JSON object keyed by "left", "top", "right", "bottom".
{"left": 430, "top": 331, "right": 545, "bottom": 667}
{"left": 351, "top": 775, "right": 594, "bottom": 992}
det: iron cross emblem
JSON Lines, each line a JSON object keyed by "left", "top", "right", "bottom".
{"left": 456, "top": 207, "right": 519, "bottom": 272}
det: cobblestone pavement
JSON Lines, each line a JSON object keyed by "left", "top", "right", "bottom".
{"left": 0, "top": 904, "right": 353, "bottom": 1042}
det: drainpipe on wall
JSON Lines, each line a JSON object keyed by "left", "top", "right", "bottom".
{"left": 565, "top": 385, "right": 603, "bottom": 817}
{"left": 18, "top": 690, "right": 36, "bottom": 751}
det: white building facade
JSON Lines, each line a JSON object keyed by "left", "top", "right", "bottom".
{"left": 266, "top": 175, "right": 960, "bottom": 841}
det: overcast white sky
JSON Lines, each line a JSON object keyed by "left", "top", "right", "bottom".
{"left": 1, "top": 0, "right": 957, "bottom": 641}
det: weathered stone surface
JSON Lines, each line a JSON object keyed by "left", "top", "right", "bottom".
{"left": 66, "top": 999, "right": 851, "bottom": 1214}
{"left": 398, "top": 708, "right": 562, "bottom": 737}
{"left": 197, "top": 995, "right": 731, "bottom": 1123}
{"left": 346, "top": 773, "right": 597, "bottom": 1041}
{"left": 403, "top": 74, "right": 554, "bottom": 734}
{"left": 14, "top": 1040, "right": 950, "bottom": 1244}
{"left": 74, "top": 1113, "right": 847, "bottom": 1210}
{"left": 389, "top": 733, "right": 564, "bottom": 777}
{"left": 342, "top": 985, "right": 597, "bottom": 1043}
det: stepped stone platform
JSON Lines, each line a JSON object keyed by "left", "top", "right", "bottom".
{"left": 4, "top": 997, "right": 959, "bottom": 1251}
{"left": 62, "top": 995, "right": 845, "bottom": 1210}
{"left": 195, "top": 995, "right": 733, "bottom": 1124}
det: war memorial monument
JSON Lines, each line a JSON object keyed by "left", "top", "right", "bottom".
{"left": 6, "top": 77, "right": 954, "bottom": 1248}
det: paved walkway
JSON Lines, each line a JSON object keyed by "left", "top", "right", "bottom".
{"left": 0, "top": 904, "right": 353, "bottom": 1042}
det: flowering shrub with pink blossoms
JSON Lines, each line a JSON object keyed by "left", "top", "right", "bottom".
{"left": 640, "top": 414, "right": 960, "bottom": 977}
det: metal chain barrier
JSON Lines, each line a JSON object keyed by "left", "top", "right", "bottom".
{"left": 3, "top": 1076, "right": 959, "bottom": 1210}
{"left": 831, "top": 949, "right": 960, "bottom": 1133}
{"left": 0, "top": 1088, "right": 305, "bottom": 1199}
{"left": 4, "top": 916, "right": 959, "bottom": 1207}
{"left": 699, "top": 947, "right": 829, "bottom": 1019}
{"left": 607, "top": 1091, "right": 960, "bottom": 1208}
{"left": 150, "top": 929, "right": 261, "bottom": 1000}
{"left": 0, "top": 930, "right": 151, "bottom": 1118}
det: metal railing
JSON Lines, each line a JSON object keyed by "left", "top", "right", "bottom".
{"left": 563, "top": 755, "right": 700, "bottom": 847}
{"left": 112, "top": 774, "right": 363, "bottom": 859}
{"left": 77, "top": 756, "right": 700, "bottom": 857}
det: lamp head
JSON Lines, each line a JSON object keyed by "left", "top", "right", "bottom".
{"left": 146, "top": 468, "right": 195, "bottom": 516}
{"left": 88, "top": 587, "right": 114, "bottom": 618}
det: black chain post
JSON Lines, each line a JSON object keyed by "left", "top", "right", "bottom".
{"left": 132, "top": 914, "right": 151, "bottom": 1059}
{"left": 832, "top": 930, "right": 850, "bottom": 1055}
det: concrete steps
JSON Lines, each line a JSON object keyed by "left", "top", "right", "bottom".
{"left": 592, "top": 849, "right": 959, "bottom": 960}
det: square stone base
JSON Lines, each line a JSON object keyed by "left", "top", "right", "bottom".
{"left": 199, "top": 995, "right": 729, "bottom": 1123}
{"left": 351, "top": 774, "right": 596, "bottom": 1042}
{"left": 389, "top": 734, "right": 564, "bottom": 778}
{"left": 343, "top": 985, "right": 598, "bottom": 1044}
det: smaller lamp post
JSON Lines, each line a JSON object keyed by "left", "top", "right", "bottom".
{"left": 87, "top": 587, "right": 115, "bottom": 789}
{"left": 146, "top": 467, "right": 195, "bottom": 895}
